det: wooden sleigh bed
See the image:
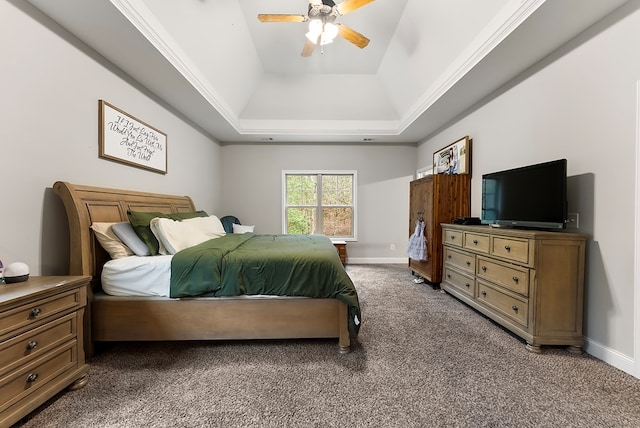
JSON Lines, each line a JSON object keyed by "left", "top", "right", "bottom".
{"left": 53, "top": 181, "right": 353, "bottom": 356}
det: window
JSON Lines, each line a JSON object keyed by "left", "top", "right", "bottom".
{"left": 283, "top": 171, "right": 357, "bottom": 240}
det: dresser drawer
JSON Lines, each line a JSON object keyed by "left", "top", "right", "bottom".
{"left": 477, "top": 281, "right": 528, "bottom": 327}
{"left": 491, "top": 236, "right": 530, "bottom": 264}
{"left": 0, "top": 313, "right": 76, "bottom": 378}
{"left": 0, "top": 290, "right": 80, "bottom": 338}
{"left": 443, "top": 229, "right": 464, "bottom": 247}
{"left": 443, "top": 267, "right": 475, "bottom": 298}
{"left": 464, "top": 232, "right": 490, "bottom": 254}
{"left": 443, "top": 247, "right": 475, "bottom": 274}
{"left": 0, "top": 343, "right": 76, "bottom": 414}
{"left": 476, "top": 256, "right": 530, "bottom": 296}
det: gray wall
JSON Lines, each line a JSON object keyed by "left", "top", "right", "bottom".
{"left": 220, "top": 144, "right": 416, "bottom": 262}
{"left": 0, "top": 1, "right": 222, "bottom": 275}
{"left": 417, "top": 2, "right": 640, "bottom": 367}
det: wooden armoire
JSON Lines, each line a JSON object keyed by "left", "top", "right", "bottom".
{"left": 409, "top": 174, "right": 471, "bottom": 285}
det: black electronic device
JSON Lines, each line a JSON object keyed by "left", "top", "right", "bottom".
{"left": 452, "top": 216, "right": 481, "bottom": 225}
{"left": 481, "top": 159, "right": 567, "bottom": 230}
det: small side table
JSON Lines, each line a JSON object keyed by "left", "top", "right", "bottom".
{"left": 332, "top": 241, "right": 347, "bottom": 265}
{"left": 0, "top": 276, "right": 90, "bottom": 427}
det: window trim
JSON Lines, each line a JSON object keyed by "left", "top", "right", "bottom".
{"left": 282, "top": 170, "right": 358, "bottom": 241}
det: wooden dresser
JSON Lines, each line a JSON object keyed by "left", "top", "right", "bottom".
{"left": 441, "top": 224, "right": 587, "bottom": 353}
{"left": 409, "top": 174, "right": 471, "bottom": 285}
{"left": 0, "top": 276, "right": 89, "bottom": 427}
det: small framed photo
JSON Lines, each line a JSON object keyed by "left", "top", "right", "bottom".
{"left": 99, "top": 100, "right": 168, "bottom": 174}
{"left": 433, "top": 136, "right": 471, "bottom": 175}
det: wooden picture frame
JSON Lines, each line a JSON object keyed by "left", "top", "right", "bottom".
{"left": 98, "top": 100, "right": 167, "bottom": 174}
{"left": 433, "top": 136, "right": 471, "bottom": 175}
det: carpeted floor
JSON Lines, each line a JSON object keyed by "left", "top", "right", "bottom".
{"left": 15, "top": 264, "right": 640, "bottom": 427}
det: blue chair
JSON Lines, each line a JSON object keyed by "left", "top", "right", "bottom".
{"left": 220, "top": 216, "right": 241, "bottom": 234}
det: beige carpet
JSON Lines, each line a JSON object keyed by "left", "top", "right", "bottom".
{"left": 15, "top": 264, "right": 640, "bottom": 427}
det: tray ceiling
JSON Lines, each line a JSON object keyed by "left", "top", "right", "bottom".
{"left": 27, "top": 0, "right": 629, "bottom": 144}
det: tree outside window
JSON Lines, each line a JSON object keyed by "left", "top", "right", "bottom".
{"left": 283, "top": 171, "right": 356, "bottom": 240}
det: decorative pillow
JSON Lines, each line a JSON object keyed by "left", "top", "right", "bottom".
{"left": 127, "top": 210, "right": 208, "bottom": 255}
{"left": 150, "top": 215, "right": 226, "bottom": 254}
{"left": 233, "top": 224, "right": 255, "bottom": 234}
{"left": 111, "top": 222, "right": 151, "bottom": 256}
{"left": 90, "top": 222, "right": 134, "bottom": 259}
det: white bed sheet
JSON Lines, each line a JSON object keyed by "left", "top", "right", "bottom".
{"left": 101, "top": 255, "right": 172, "bottom": 297}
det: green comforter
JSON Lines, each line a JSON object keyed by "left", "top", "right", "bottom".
{"left": 170, "top": 234, "right": 361, "bottom": 335}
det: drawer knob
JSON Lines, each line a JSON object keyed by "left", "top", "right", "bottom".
{"left": 473, "top": 239, "right": 478, "bottom": 245}
{"left": 466, "top": 261, "right": 471, "bottom": 266}
{"left": 447, "top": 274, "right": 451, "bottom": 279}
{"left": 26, "top": 373, "right": 38, "bottom": 383}
{"left": 450, "top": 235, "right": 456, "bottom": 240}
{"left": 504, "top": 245, "right": 511, "bottom": 252}
{"left": 481, "top": 266, "right": 487, "bottom": 272}
{"left": 26, "top": 341, "right": 38, "bottom": 350}
{"left": 512, "top": 305, "right": 519, "bottom": 312}
{"left": 465, "top": 283, "right": 470, "bottom": 288}
{"left": 512, "top": 276, "right": 519, "bottom": 284}
{"left": 30, "top": 308, "right": 41, "bottom": 318}
{"left": 481, "top": 290, "right": 487, "bottom": 296}
{"left": 447, "top": 255, "right": 452, "bottom": 259}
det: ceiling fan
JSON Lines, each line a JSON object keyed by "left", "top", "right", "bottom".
{"left": 258, "top": 0, "right": 374, "bottom": 57}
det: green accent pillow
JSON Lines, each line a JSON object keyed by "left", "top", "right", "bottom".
{"left": 127, "top": 210, "right": 208, "bottom": 255}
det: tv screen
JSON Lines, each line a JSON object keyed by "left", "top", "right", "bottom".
{"left": 481, "top": 159, "right": 567, "bottom": 230}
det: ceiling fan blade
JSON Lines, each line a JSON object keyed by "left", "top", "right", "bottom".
{"left": 336, "top": 0, "right": 375, "bottom": 15}
{"left": 258, "top": 14, "right": 308, "bottom": 23}
{"left": 337, "top": 23, "right": 370, "bottom": 49}
{"left": 301, "top": 38, "right": 317, "bottom": 57}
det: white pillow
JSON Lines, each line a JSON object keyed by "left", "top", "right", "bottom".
{"left": 233, "top": 224, "right": 255, "bottom": 234}
{"left": 150, "top": 215, "right": 226, "bottom": 254}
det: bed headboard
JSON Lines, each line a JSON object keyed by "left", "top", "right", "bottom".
{"left": 53, "top": 181, "right": 196, "bottom": 287}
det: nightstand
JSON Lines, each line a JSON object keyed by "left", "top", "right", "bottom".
{"left": 0, "top": 276, "right": 90, "bottom": 427}
{"left": 332, "top": 241, "right": 347, "bottom": 265}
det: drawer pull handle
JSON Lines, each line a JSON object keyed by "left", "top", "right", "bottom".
{"left": 30, "top": 308, "right": 41, "bottom": 318}
{"left": 466, "top": 261, "right": 471, "bottom": 266}
{"left": 465, "top": 283, "right": 470, "bottom": 288}
{"left": 481, "top": 266, "right": 487, "bottom": 272}
{"left": 26, "top": 373, "right": 38, "bottom": 383}
{"left": 473, "top": 239, "right": 478, "bottom": 245}
{"left": 512, "top": 305, "right": 519, "bottom": 312}
{"left": 26, "top": 341, "right": 38, "bottom": 350}
{"left": 512, "top": 276, "right": 519, "bottom": 283}
{"left": 504, "top": 245, "right": 511, "bottom": 252}
{"left": 481, "top": 290, "right": 487, "bottom": 296}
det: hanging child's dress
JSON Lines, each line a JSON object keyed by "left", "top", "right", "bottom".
{"left": 407, "top": 219, "right": 427, "bottom": 261}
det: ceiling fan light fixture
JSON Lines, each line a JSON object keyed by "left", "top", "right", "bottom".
{"left": 305, "top": 20, "right": 338, "bottom": 45}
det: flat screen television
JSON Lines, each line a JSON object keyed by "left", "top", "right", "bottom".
{"left": 481, "top": 159, "right": 567, "bottom": 230}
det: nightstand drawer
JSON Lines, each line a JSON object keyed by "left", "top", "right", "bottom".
{"left": 0, "top": 313, "right": 76, "bottom": 378}
{"left": 444, "top": 247, "right": 475, "bottom": 274}
{"left": 0, "top": 290, "right": 80, "bottom": 338}
{"left": 0, "top": 343, "right": 76, "bottom": 414}
{"left": 477, "top": 256, "right": 529, "bottom": 296}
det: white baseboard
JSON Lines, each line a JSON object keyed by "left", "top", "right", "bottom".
{"left": 346, "top": 257, "right": 408, "bottom": 264}
{"left": 584, "top": 337, "right": 636, "bottom": 377}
